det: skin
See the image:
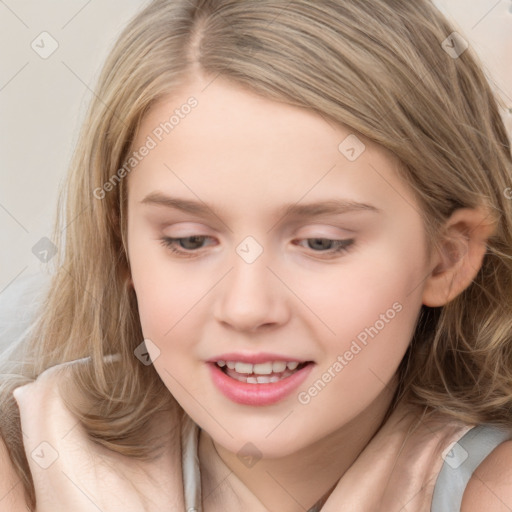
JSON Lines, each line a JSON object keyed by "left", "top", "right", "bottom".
{"left": 125, "top": 74, "right": 496, "bottom": 511}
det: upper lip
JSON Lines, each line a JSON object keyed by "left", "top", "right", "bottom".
{"left": 207, "top": 352, "right": 312, "bottom": 364}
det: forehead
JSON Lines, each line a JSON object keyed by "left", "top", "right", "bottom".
{"left": 127, "top": 77, "right": 415, "bottom": 221}
{"left": 133, "top": 75, "right": 397, "bottom": 161}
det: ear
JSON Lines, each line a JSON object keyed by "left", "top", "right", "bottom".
{"left": 422, "top": 206, "right": 497, "bottom": 307}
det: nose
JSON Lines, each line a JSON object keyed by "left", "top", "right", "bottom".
{"left": 213, "top": 252, "right": 290, "bottom": 333}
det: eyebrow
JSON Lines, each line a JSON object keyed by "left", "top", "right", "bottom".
{"left": 140, "top": 192, "right": 381, "bottom": 219}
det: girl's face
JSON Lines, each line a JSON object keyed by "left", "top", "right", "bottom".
{"left": 126, "top": 76, "right": 433, "bottom": 457}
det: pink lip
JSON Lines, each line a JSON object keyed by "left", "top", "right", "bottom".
{"left": 208, "top": 361, "right": 314, "bottom": 406}
{"left": 207, "top": 352, "right": 309, "bottom": 364}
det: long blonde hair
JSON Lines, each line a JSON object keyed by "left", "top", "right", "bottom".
{"left": 2, "top": 0, "right": 512, "bottom": 508}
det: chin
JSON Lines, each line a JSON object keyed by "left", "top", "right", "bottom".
{"left": 205, "top": 421, "right": 311, "bottom": 460}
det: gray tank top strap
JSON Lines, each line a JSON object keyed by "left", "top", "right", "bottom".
{"left": 180, "top": 414, "right": 344, "bottom": 512}
{"left": 181, "top": 414, "right": 202, "bottom": 512}
{"left": 431, "top": 423, "right": 512, "bottom": 512}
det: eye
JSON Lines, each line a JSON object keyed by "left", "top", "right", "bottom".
{"left": 159, "top": 235, "right": 355, "bottom": 259}
{"left": 295, "top": 238, "right": 354, "bottom": 257}
{"left": 159, "top": 235, "right": 215, "bottom": 258}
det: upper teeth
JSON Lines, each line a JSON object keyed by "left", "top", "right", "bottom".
{"left": 217, "top": 360, "right": 300, "bottom": 374}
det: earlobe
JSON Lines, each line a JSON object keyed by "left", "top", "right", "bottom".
{"left": 422, "top": 206, "right": 497, "bottom": 307}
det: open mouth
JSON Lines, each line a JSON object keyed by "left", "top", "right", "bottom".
{"left": 209, "top": 359, "right": 316, "bottom": 406}
{"left": 216, "top": 360, "right": 312, "bottom": 384}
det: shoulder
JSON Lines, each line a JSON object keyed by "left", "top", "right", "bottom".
{"left": 10, "top": 355, "right": 185, "bottom": 510}
{"left": 0, "top": 435, "right": 29, "bottom": 511}
{"left": 2, "top": 361, "right": 82, "bottom": 512}
{"left": 12, "top": 357, "right": 95, "bottom": 415}
{"left": 461, "top": 438, "right": 512, "bottom": 511}
{"left": 14, "top": 354, "right": 120, "bottom": 399}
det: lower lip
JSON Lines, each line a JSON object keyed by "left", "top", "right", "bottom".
{"left": 208, "top": 362, "right": 314, "bottom": 406}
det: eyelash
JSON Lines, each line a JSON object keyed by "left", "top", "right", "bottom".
{"left": 159, "top": 236, "right": 355, "bottom": 259}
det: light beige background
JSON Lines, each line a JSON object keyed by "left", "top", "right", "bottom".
{"left": 0, "top": 1, "right": 149, "bottom": 293}
{"left": 1, "top": 0, "right": 511, "bottom": 294}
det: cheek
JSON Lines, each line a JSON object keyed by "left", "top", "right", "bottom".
{"left": 131, "top": 260, "right": 206, "bottom": 341}
{"left": 296, "top": 226, "right": 427, "bottom": 381}
{"left": 304, "top": 229, "right": 426, "bottom": 328}
{"left": 130, "top": 258, "right": 206, "bottom": 389}
{"left": 127, "top": 227, "right": 186, "bottom": 340}
{"left": 295, "top": 258, "right": 423, "bottom": 422}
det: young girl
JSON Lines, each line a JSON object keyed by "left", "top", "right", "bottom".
{"left": 1, "top": 0, "right": 512, "bottom": 510}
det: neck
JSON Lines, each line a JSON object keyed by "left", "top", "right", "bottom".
{"left": 202, "top": 376, "right": 399, "bottom": 512}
